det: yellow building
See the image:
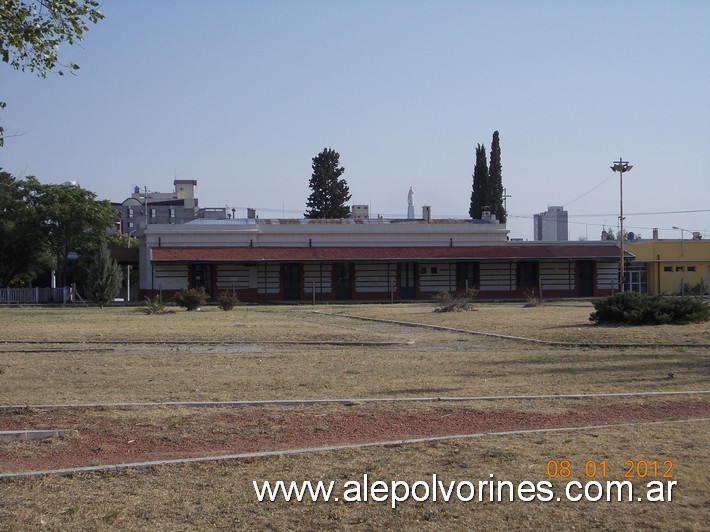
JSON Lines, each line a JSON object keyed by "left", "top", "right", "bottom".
{"left": 626, "top": 239, "right": 710, "bottom": 295}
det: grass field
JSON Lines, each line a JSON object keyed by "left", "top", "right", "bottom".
{"left": 0, "top": 301, "right": 708, "bottom": 530}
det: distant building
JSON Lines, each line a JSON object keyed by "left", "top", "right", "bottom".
{"left": 534, "top": 206, "right": 568, "bottom": 241}
{"left": 112, "top": 180, "right": 227, "bottom": 236}
{"left": 351, "top": 205, "right": 369, "bottom": 219}
{"left": 137, "top": 213, "right": 626, "bottom": 302}
{"left": 626, "top": 237, "right": 710, "bottom": 295}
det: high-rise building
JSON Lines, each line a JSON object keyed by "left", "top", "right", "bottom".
{"left": 534, "top": 206, "right": 568, "bottom": 241}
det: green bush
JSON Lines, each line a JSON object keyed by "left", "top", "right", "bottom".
{"left": 590, "top": 292, "right": 710, "bottom": 325}
{"left": 217, "top": 290, "right": 239, "bottom": 311}
{"left": 173, "top": 287, "right": 207, "bottom": 311}
{"left": 142, "top": 296, "right": 173, "bottom": 315}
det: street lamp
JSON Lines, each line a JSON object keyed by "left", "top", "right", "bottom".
{"left": 672, "top": 226, "right": 688, "bottom": 257}
{"left": 126, "top": 229, "right": 137, "bottom": 302}
{"left": 611, "top": 158, "right": 633, "bottom": 292}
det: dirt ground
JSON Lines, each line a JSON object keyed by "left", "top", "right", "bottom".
{"left": 1, "top": 398, "right": 709, "bottom": 474}
{"left": 1, "top": 303, "right": 708, "bottom": 530}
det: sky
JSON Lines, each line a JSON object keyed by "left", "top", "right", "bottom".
{"left": 2, "top": 0, "right": 709, "bottom": 241}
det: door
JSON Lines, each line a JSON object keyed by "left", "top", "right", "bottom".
{"left": 578, "top": 261, "right": 594, "bottom": 297}
{"left": 334, "top": 263, "right": 352, "bottom": 300}
{"left": 399, "top": 262, "right": 417, "bottom": 299}
{"left": 456, "top": 262, "right": 480, "bottom": 291}
{"left": 282, "top": 264, "right": 301, "bottom": 301}
{"left": 628, "top": 269, "right": 648, "bottom": 293}
{"left": 191, "top": 264, "right": 213, "bottom": 298}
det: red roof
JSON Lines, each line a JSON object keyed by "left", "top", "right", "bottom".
{"left": 151, "top": 244, "right": 631, "bottom": 262}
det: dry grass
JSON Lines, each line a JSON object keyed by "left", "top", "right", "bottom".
{"left": 1, "top": 301, "right": 709, "bottom": 345}
{"left": 328, "top": 301, "right": 710, "bottom": 345}
{"left": 0, "top": 303, "right": 709, "bottom": 530}
{"left": 0, "top": 421, "right": 707, "bottom": 531}
{"left": 0, "top": 304, "right": 708, "bottom": 405}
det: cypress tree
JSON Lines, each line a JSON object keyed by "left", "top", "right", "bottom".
{"left": 469, "top": 143, "right": 488, "bottom": 219}
{"left": 305, "top": 148, "right": 352, "bottom": 219}
{"left": 488, "top": 130, "right": 506, "bottom": 223}
{"left": 85, "top": 241, "right": 123, "bottom": 308}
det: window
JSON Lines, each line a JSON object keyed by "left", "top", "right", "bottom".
{"left": 431, "top": 267, "right": 438, "bottom": 274}
{"left": 128, "top": 222, "right": 134, "bottom": 229}
{"left": 169, "top": 208, "right": 175, "bottom": 219}
{"left": 420, "top": 267, "right": 427, "bottom": 274}
{"left": 663, "top": 266, "right": 672, "bottom": 272}
{"left": 128, "top": 208, "right": 134, "bottom": 218}
{"left": 688, "top": 266, "right": 696, "bottom": 272}
{"left": 150, "top": 208, "right": 157, "bottom": 219}
{"left": 676, "top": 266, "right": 684, "bottom": 272}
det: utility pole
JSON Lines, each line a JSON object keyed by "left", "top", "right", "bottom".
{"left": 610, "top": 158, "right": 633, "bottom": 292}
{"left": 144, "top": 185, "right": 149, "bottom": 231}
{"left": 503, "top": 187, "right": 512, "bottom": 213}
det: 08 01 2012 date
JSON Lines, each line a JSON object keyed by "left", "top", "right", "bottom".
{"left": 546, "top": 459, "right": 673, "bottom": 479}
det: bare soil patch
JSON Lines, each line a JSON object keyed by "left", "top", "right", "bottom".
{"left": 1, "top": 398, "right": 708, "bottom": 474}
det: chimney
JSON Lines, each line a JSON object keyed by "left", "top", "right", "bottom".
{"left": 422, "top": 205, "right": 431, "bottom": 222}
{"left": 652, "top": 228, "right": 659, "bottom": 240}
{"left": 247, "top": 208, "right": 256, "bottom": 219}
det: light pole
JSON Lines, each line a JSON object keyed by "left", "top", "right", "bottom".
{"left": 126, "top": 229, "right": 136, "bottom": 302}
{"left": 611, "top": 158, "right": 633, "bottom": 292}
{"left": 672, "top": 226, "right": 687, "bottom": 257}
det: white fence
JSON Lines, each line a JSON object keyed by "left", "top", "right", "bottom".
{"left": 0, "top": 287, "right": 71, "bottom": 304}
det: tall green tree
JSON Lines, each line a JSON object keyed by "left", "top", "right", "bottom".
{"left": 488, "top": 130, "right": 506, "bottom": 223}
{"left": 469, "top": 143, "right": 488, "bottom": 219}
{"left": 0, "top": 171, "right": 49, "bottom": 285}
{"left": 85, "top": 241, "right": 122, "bottom": 307}
{"left": 1, "top": 0, "right": 104, "bottom": 145}
{"left": 25, "top": 177, "right": 118, "bottom": 286}
{"left": 305, "top": 148, "right": 351, "bottom": 219}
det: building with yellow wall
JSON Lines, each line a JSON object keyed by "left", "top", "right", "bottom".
{"left": 626, "top": 239, "right": 710, "bottom": 295}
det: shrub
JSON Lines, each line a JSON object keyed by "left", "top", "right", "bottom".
{"left": 590, "top": 292, "right": 710, "bottom": 325}
{"left": 217, "top": 290, "right": 239, "bottom": 311}
{"left": 434, "top": 288, "right": 478, "bottom": 312}
{"left": 173, "top": 287, "right": 207, "bottom": 311}
{"left": 523, "top": 289, "right": 542, "bottom": 308}
{"left": 142, "top": 296, "right": 173, "bottom": 315}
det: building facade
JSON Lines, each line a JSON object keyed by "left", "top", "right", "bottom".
{"left": 625, "top": 238, "right": 710, "bottom": 295}
{"left": 138, "top": 217, "right": 626, "bottom": 302}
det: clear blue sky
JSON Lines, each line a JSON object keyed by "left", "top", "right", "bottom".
{"left": 3, "top": 0, "right": 709, "bottom": 240}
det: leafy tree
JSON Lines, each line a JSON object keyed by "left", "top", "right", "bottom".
{"left": 0, "top": 174, "right": 117, "bottom": 287}
{"left": 488, "top": 131, "right": 506, "bottom": 223}
{"left": 305, "top": 148, "right": 351, "bottom": 219}
{"left": 84, "top": 241, "right": 122, "bottom": 307}
{"left": 469, "top": 143, "right": 488, "bottom": 219}
{"left": 0, "top": 171, "right": 50, "bottom": 285}
{"left": 24, "top": 177, "right": 118, "bottom": 286}
{"left": 1, "top": 0, "right": 104, "bottom": 145}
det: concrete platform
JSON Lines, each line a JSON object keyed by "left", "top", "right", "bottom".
{"left": 0, "top": 430, "right": 78, "bottom": 442}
